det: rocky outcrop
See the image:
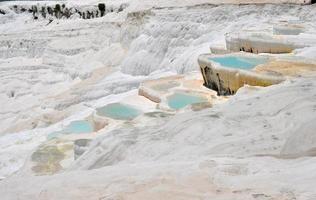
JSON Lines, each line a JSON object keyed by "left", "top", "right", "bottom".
{"left": 74, "top": 139, "right": 92, "bottom": 160}
{"left": 0, "top": 9, "right": 5, "bottom": 15}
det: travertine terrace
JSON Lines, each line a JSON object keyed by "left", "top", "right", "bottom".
{"left": 0, "top": 1, "right": 316, "bottom": 199}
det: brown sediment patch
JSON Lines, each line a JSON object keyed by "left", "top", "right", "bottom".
{"left": 31, "top": 143, "right": 73, "bottom": 175}
{"left": 191, "top": 102, "right": 213, "bottom": 112}
{"left": 255, "top": 61, "right": 316, "bottom": 77}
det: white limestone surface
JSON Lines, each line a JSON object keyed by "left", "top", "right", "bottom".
{"left": 1, "top": 74, "right": 316, "bottom": 199}
{"left": 0, "top": 1, "right": 316, "bottom": 199}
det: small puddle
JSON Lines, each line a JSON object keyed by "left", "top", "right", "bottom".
{"left": 96, "top": 103, "right": 141, "bottom": 120}
{"left": 31, "top": 144, "right": 70, "bottom": 175}
{"left": 47, "top": 120, "right": 94, "bottom": 139}
{"left": 209, "top": 56, "right": 267, "bottom": 70}
{"left": 64, "top": 120, "right": 94, "bottom": 134}
{"left": 168, "top": 92, "right": 208, "bottom": 110}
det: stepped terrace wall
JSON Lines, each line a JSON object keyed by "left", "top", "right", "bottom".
{"left": 225, "top": 32, "right": 316, "bottom": 54}
{"left": 198, "top": 53, "right": 285, "bottom": 95}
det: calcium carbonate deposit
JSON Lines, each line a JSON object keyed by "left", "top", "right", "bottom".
{"left": 0, "top": 0, "right": 316, "bottom": 199}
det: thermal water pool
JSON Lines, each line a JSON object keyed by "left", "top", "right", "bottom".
{"left": 198, "top": 54, "right": 283, "bottom": 95}
{"left": 209, "top": 56, "right": 268, "bottom": 70}
{"left": 64, "top": 120, "right": 94, "bottom": 134}
{"left": 96, "top": 103, "right": 141, "bottom": 120}
{"left": 47, "top": 120, "right": 94, "bottom": 139}
{"left": 167, "top": 92, "right": 208, "bottom": 110}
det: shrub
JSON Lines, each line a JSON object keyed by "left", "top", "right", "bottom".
{"left": 98, "top": 3, "right": 105, "bottom": 17}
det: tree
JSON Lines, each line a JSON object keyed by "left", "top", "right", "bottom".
{"left": 98, "top": 3, "right": 105, "bottom": 17}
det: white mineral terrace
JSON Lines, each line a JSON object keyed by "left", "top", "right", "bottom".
{"left": 0, "top": 0, "right": 316, "bottom": 199}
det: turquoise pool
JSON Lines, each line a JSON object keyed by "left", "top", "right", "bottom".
{"left": 96, "top": 103, "right": 141, "bottom": 120}
{"left": 168, "top": 92, "right": 207, "bottom": 110}
{"left": 47, "top": 131, "right": 63, "bottom": 140}
{"left": 209, "top": 56, "right": 267, "bottom": 70}
{"left": 47, "top": 120, "right": 94, "bottom": 139}
{"left": 64, "top": 120, "right": 94, "bottom": 134}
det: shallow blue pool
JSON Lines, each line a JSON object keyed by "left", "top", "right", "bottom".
{"left": 96, "top": 103, "right": 141, "bottom": 120}
{"left": 47, "top": 120, "right": 94, "bottom": 139}
{"left": 168, "top": 92, "right": 207, "bottom": 110}
{"left": 47, "top": 131, "right": 63, "bottom": 140}
{"left": 64, "top": 120, "right": 94, "bottom": 134}
{"left": 209, "top": 56, "right": 267, "bottom": 70}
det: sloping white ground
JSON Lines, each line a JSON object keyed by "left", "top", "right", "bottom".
{"left": 72, "top": 76, "right": 316, "bottom": 170}
{"left": 1, "top": 75, "right": 316, "bottom": 199}
{"left": 0, "top": 1, "right": 316, "bottom": 199}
